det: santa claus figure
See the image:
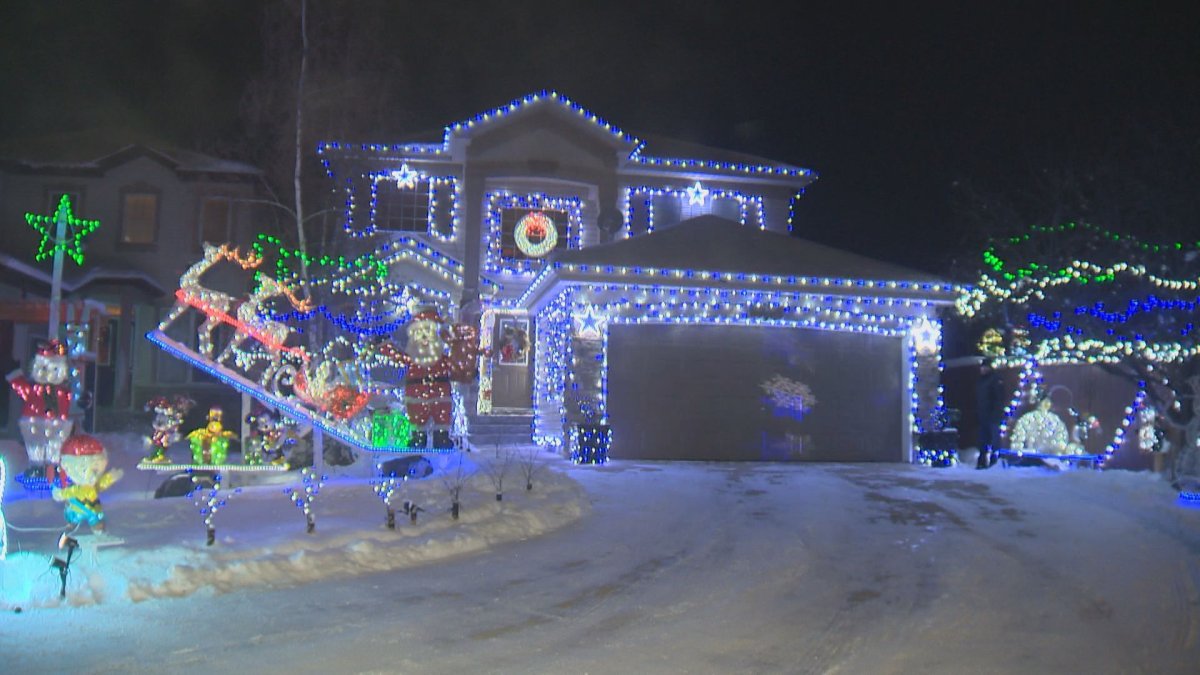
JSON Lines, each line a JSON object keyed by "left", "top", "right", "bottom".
{"left": 52, "top": 434, "right": 122, "bottom": 532}
{"left": 7, "top": 339, "right": 73, "bottom": 481}
{"left": 379, "top": 309, "right": 485, "bottom": 449}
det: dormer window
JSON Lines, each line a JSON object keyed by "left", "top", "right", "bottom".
{"left": 45, "top": 187, "right": 84, "bottom": 214}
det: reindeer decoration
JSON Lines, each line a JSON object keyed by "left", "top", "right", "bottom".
{"left": 161, "top": 242, "right": 264, "bottom": 357}
{"left": 216, "top": 274, "right": 313, "bottom": 377}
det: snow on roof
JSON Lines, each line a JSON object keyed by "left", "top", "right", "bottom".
{"left": 551, "top": 215, "right": 945, "bottom": 283}
{"left": 0, "top": 252, "right": 166, "bottom": 296}
{"left": 318, "top": 91, "right": 814, "bottom": 179}
{"left": 0, "top": 133, "right": 259, "bottom": 176}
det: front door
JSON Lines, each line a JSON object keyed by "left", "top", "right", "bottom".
{"left": 489, "top": 315, "right": 532, "bottom": 411}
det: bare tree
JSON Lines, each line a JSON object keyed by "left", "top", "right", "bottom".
{"left": 947, "top": 114, "right": 1200, "bottom": 281}
{"left": 237, "top": 0, "right": 413, "bottom": 290}
{"left": 441, "top": 454, "right": 473, "bottom": 520}
{"left": 483, "top": 447, "right": 514, "bottom": 501}
{"left": 373, "top": 472, "right": 407, "bottom": 529}
{"left": 518, "top": 448, "right": 544, "bottom": 491}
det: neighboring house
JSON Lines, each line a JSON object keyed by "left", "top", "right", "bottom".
{"left": 316, "top": 92, "right": 960, "bottom": 462}
{"left": 0, "top": 140, "right": 264, "bottom": 432}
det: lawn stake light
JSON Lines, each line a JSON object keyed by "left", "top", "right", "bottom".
{"left": 51, "top": 533, "right": 80, "bottom": 598}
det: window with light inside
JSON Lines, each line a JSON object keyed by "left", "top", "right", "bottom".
{"left": 120, "top": 192, "right": 159, "bottom": 245}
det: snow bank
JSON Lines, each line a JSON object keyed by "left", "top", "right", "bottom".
{"left": 1, "top": 434, "right": 587, "bottom": 610}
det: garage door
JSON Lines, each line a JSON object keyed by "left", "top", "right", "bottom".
{"left": 606, "top": 324, "right": 904, "bottom": 461}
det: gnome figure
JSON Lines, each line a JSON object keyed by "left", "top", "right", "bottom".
{"left": 7, "top": 339, "right": 74, "bottom": 481}
{"left": 52, "top": 434, "right": 122, "bottom": 532}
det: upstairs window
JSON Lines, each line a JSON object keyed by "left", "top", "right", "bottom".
{"left": 376, "top": 180, "right": 431, "bottom": 233}
{"left": 199, "top": 197, "right": 232, "bottom": 246}
{"left": 45, "top": 187, "right": 84, "bottom": 214}
{"left": 120, "top": 190, "right": 159, "bottom": 245}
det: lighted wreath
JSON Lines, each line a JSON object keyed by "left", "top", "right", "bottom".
{"left": 514, "top": 211, "right": 559, "bottom": 258}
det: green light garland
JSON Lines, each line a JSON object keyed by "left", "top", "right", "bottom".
{"left": 983, "top": 222, "right": 1200, "bottom": 283}
{"left": 959, "top": 221, "right": 1200, "bottom": 365}
{"left": 252, "top": 233, "right": 388, "bottom": 284}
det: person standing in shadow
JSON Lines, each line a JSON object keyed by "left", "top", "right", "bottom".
{"left": 976, "top": 360, "right": 1004, "bottom": 468}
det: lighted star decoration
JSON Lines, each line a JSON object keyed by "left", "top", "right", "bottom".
{"left": 911, "top": 317, "right": 941, "bottom": 357}
{"left": 573, "top": 306, "right": 607, "bottom": 340}
{"left": 26, "top": 194, "right": 100, "bottom": 265}
{"left": 390, "top": 163, "right": 421, "bottom": 189}
{"left": 684, "top": 180, "right": 709, "bottom": 205}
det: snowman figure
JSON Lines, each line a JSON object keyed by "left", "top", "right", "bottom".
{"left": 52, "top": 434, "right": 122, "bottom": 532}
{"left": 7, "top": 339, "right": 74, "bottom": 482}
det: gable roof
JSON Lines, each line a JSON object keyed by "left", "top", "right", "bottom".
{"left": 317, "top": 91, "right": 815, "bottom": 181}
{"left": 0, "top": 132, "right": 259, "bottom": 178}
{"left": 551, "top": 215, "right": 944, "bottom": 282}
{"left": 0, "top": 251, "right": 166, "bottom": 297}
{"left": 444, "top": 91, "right": 641, "bottom": 155}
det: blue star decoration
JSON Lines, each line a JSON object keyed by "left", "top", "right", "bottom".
{"left": 573, "top": 306, "right": 607, "bottom": 339}
{"left": 26, "top": 195, "right": 101, "bottom": 265}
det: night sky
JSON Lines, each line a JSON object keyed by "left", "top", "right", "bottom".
{"left": 2, "top": 1, "right": 1197, "bottom": 273}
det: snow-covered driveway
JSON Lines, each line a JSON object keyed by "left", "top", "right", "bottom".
{"left": 7, "top": 459, "right": 1200, "bottom": 674}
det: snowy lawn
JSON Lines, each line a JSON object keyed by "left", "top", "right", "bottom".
{"left": 1, "top": 434, "right": 585, "bottom": 609}
{"left": 2, "top": 435, "right": 1199, "bottom": 674}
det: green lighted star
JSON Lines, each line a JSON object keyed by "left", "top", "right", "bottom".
{"left": 25, "top": 194, "right": 100, "bottom": 265}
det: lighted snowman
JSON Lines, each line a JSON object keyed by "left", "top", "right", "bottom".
{"left": 7, "top": 339, "right": 74, "bottom": 481}
{"left": 52, "top": 434, "right": 122, "bottom": 532}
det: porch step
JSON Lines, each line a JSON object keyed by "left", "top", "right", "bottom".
{"left": 467, "top": 413, "right": 535, "bottom": 449}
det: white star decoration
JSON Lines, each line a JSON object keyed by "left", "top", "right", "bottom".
{"left": 911, "top": 316, "right": 941, "bottom": 357}
{"left": 391, "top": 163, "right": 421, "bottom": 189}
{"left": 684, "top": 180, "right": 709, "bottom": 205}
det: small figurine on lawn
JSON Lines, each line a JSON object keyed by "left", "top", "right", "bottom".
{"left": 7, "top": 339, "right": 73, "bottom": 482}
{"left": 188, "top": 406, "right": 237, "bottom": 465}
{"left": 244, "top": 408, "right": 291, "bottom": 465}
{"left": 143, "top": 394, "right": 195, "bottom": 463}
{"left": 52, "top": 434, "right": 122, "bottom": 533}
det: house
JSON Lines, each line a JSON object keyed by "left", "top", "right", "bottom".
{"left": 0, "top": 138, "right": 265, "bottom": 432}
{"left": 314, "top": 92, "right": 960, "bottom": 462}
